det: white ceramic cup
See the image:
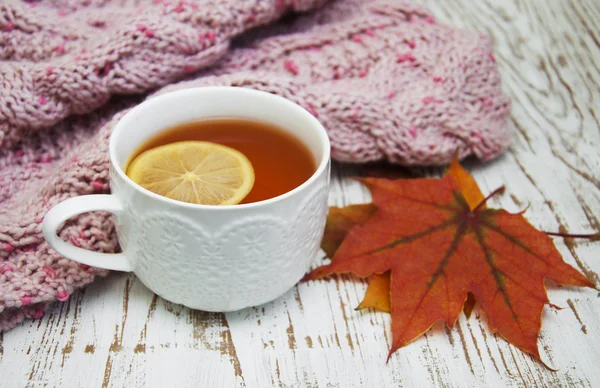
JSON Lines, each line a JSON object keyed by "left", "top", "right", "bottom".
{"left": 43, "top": 87, "right": 331, "bottom": 311}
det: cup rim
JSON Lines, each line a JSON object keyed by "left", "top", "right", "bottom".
{"left": 109, "top": 86, "right": 331, "bottom": 210}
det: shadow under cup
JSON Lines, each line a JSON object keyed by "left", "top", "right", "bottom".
{"left": 44, "top": 86, "right": 331, "bottom": 312}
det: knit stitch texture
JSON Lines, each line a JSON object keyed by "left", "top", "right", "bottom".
{"left": 0, "top": 0, "right": 511, "bottom": 330}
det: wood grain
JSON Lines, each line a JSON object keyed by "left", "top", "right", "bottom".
{"left": 1, "top": 0, "right": 599, "bottom": 387}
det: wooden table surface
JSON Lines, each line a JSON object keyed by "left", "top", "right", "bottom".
{"left": 2, "top": 0, "right": 599, "bottom": 387}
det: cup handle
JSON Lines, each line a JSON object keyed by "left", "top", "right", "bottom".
{"left": 43, "top": 195, "right": 132, "bottom": 272}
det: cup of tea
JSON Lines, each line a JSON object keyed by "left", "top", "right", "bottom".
{"left": 43, "top": 87, "right": 331, "bottom": 311}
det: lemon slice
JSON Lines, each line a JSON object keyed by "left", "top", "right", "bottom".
{"left": 127, "top": 141, "right": 254, "bottom": 205}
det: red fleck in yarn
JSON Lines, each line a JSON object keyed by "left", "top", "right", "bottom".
{"left": 422, "top": 96, "right": 442, "bottom": 105}
{"left": 0, "top": 0, "right": 510, "bottom": 331}
{"left": 70, "top": 237, "right": 81, "bottom": 247}
{"left": 306, "top": 103, "right": 318, "bottom": 117}
{"left": 482, "top": 97, "right": 494, "bottom": 107}
{"left": 91, "top": 181, "right": 104, "bottom": 190}
{"left": 43, "top": 267, "right": 56, "bottom": 278}
{"left": 396, "top": 53, "right": 416, "bottom": 63}
{"left": 206, "top": 31, "right": 216, "bottom": 43}
{"left": 283, "top": 60, "right": 299, "bottom": 75}
{"left": 57, "top": 290, "right": 69, "bottom": 302}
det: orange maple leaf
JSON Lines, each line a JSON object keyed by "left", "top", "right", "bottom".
{"left": 306, "top": 160, "right": 595, "bottom": 362}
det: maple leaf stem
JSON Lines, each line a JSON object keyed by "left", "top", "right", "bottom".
{"left": 544, "top": 231, "right": 600, "bottom": 240}
{"left": 472, "top": 186, "right": 506, "bottom": 212}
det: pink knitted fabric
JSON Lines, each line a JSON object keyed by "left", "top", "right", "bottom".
{"left": 0, "top": 0, "right": 511, "bottom": 330}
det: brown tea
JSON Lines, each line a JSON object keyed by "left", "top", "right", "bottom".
{"left": 127, "top": 118, "right": 316, "bottom": 204}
